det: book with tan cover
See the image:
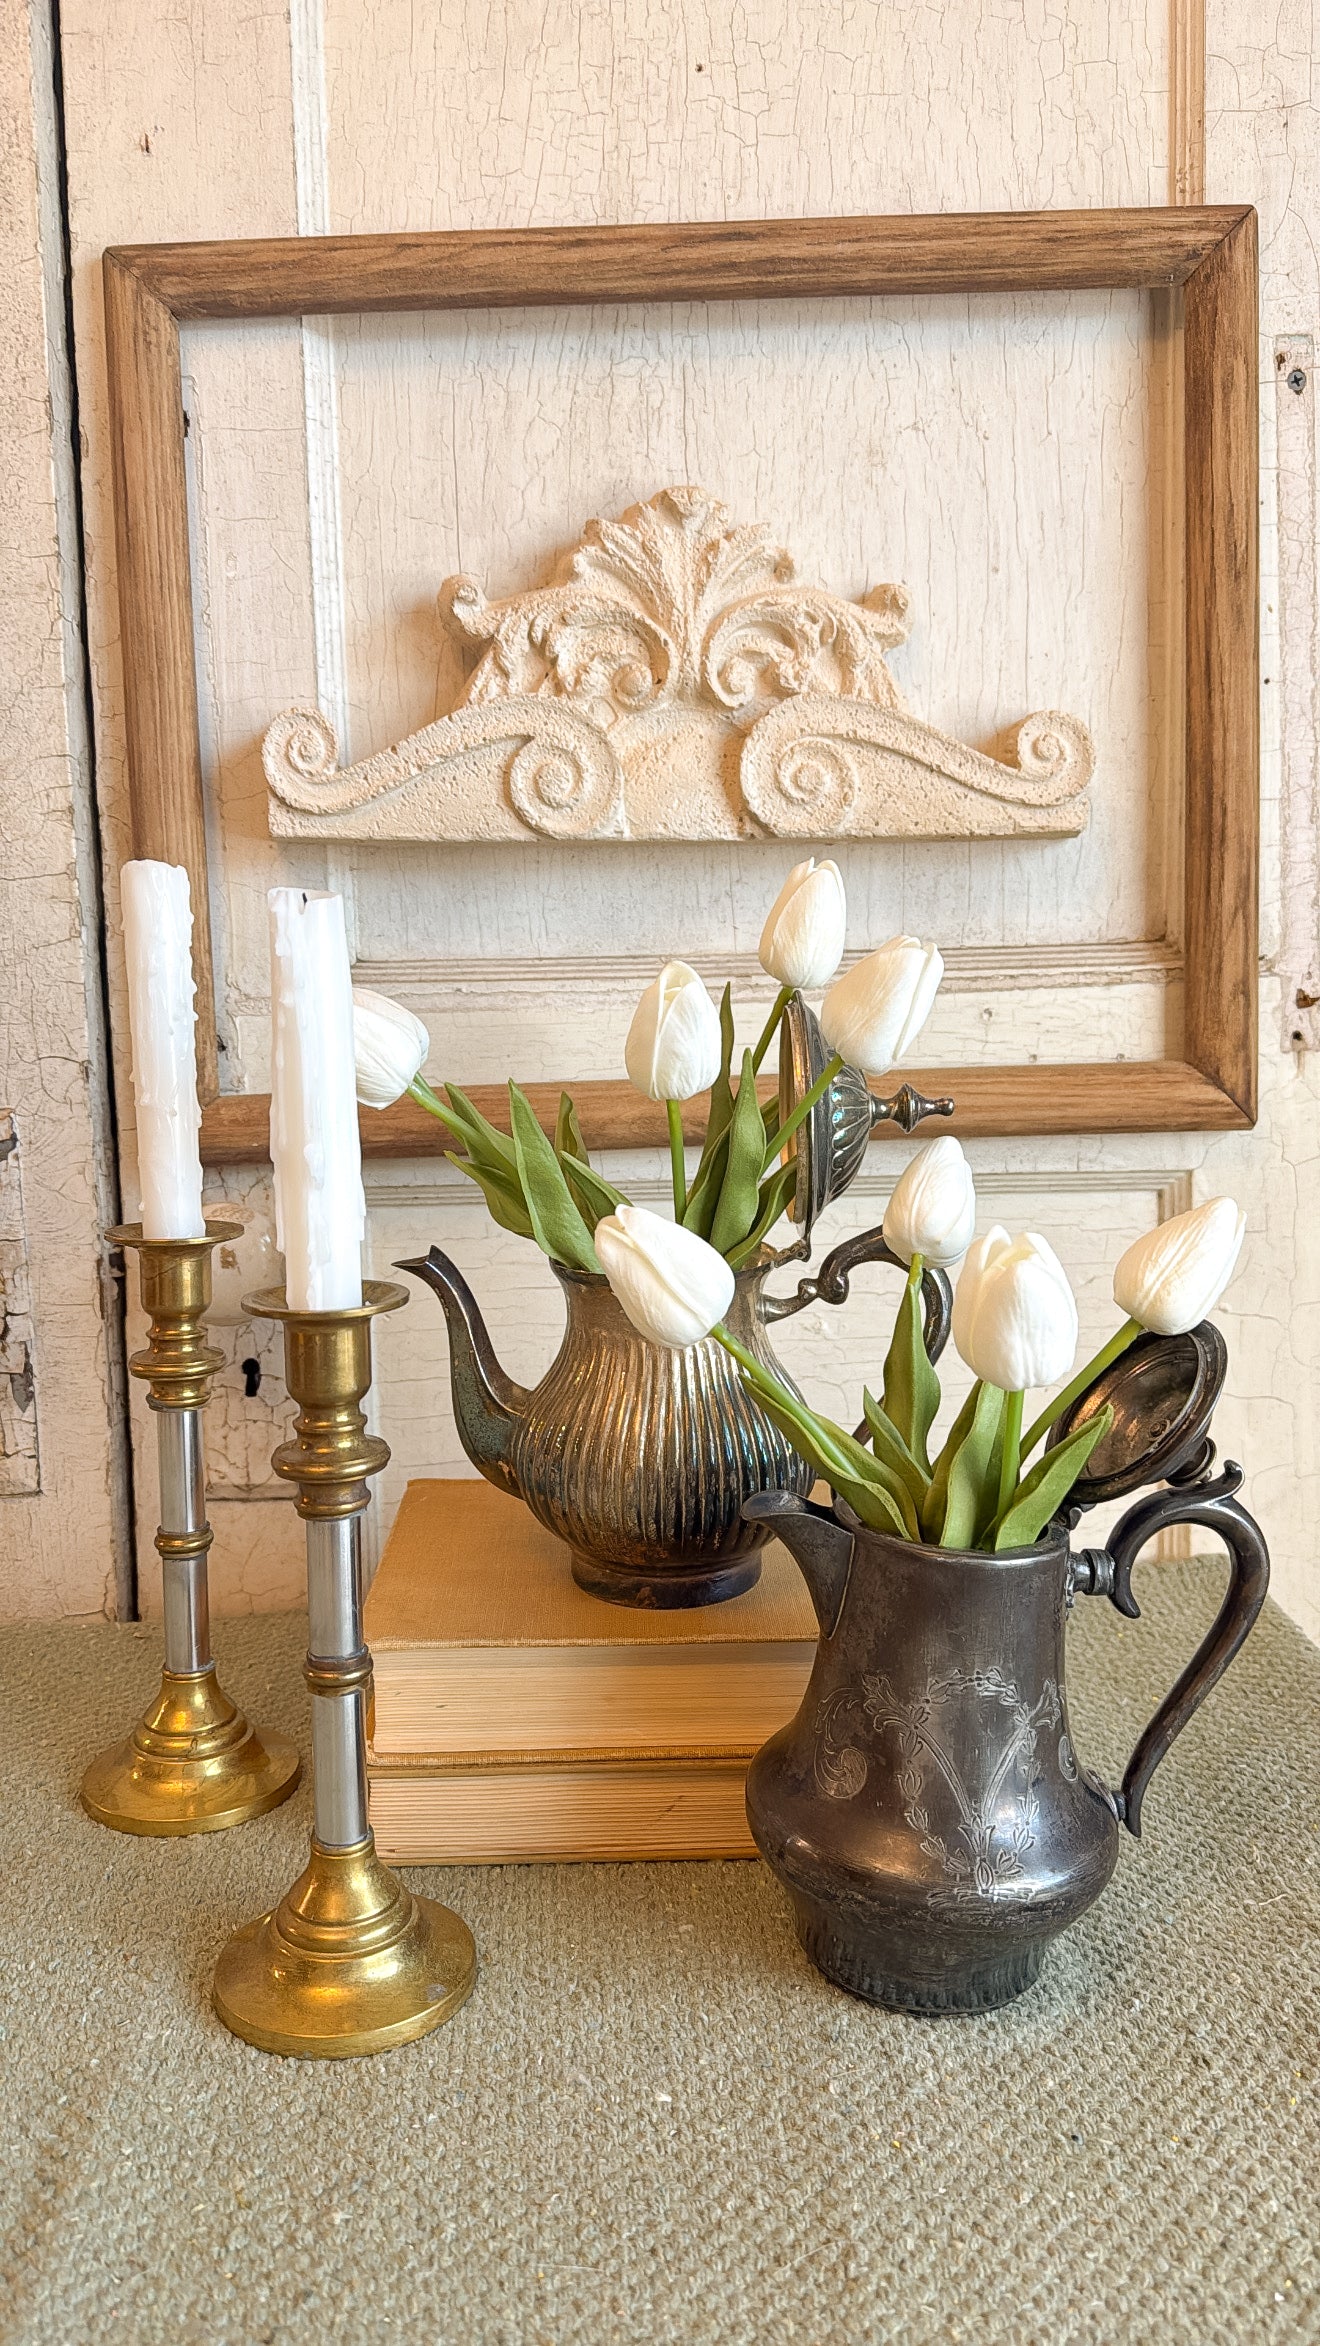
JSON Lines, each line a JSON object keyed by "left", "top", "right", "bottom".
{"left": 363, "top": 1478, "right": 817, "bottom": 1863}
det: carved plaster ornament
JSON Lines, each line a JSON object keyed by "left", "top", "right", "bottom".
{"left": 263, "top": 486, "right": 1094, "bottom": 844}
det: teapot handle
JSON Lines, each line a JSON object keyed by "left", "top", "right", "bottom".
{"left": 760, "top": 1225, "right": 952, "bottom": 1364}
{"left": 1070, "top": 1463, "right": 1269, "bottom": 1837}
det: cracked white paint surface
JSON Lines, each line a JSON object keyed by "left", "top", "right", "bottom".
{"left": 0, "top": 0, "right": 124, "bottom": 1619}
{"left": 36, "top": 0, "right": 1320, "bottom": 1639}
{"left": 0, "top": 1118, "right": 40, "bottom": 1496}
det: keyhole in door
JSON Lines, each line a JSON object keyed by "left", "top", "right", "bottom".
{"left": 241, "top": 1357, "right": 262, "bottom": 1398}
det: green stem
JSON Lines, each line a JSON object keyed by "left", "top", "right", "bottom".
{"left": 750, "top": 985, "right": 795, "bottom": 1074}
{"left": 666, "top": 1099, "right": 687, "bottom": 1221}
{"left": 1020, "top": 1317, "right": 1143, "bottom": 1458}
{"left": 997, "top": 1387, "right": 1023, "bottom": 1521}
{"left": 711, "top": 1326, "right": 858, "bottom": 1480}
{"left": 765, "top": 1049, "right": 845, "bottom": 1171}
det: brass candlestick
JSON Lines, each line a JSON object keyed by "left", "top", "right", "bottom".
{"left": 81, "top": 1223, "right": 301, "bottom": 1835}
{"left": 212, "top": 1281, "right": 476, "bottom": 2058}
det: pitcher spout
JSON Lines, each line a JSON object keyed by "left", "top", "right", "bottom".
{"left": 395, "top": 1247, "right": 529, "bottom": 1497}
{"left": 742, "top": 1491, "right": 854, "bottom": 1636}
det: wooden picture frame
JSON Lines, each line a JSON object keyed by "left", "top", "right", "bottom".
{"left": 103, "top": 207, "right": 1259, "bottom": 1162}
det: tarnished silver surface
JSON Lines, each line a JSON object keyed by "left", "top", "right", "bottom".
{"left": 401, "top": 1012, "right": 958, "bottom": 1608}
{"left": 306, "top": 1515, "right": 371, "bottom": 1850}
{"left": 402, "top": 1252, "right": 812, "bottom": 1607}
{"left": 157, "top": 1406, "right": 210, "bottom": 1677}
{"left": 778, "top": 997, "right": 953, "bottom": 1241}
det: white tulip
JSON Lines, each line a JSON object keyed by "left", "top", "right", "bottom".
{"left": 1112, "top": 1197, "right": 1246, "bottom": 1335}
{"left": 758, "top": 858, "right": 847, "bottom": 990}
{"left": 819, "top": 935, "right": 943, "bottom": 1075}
{"left": 883, "top": 1136, "right": 977, "bottom": 1267}
{"left": 595, "top": 1203, "right": 735, "bottom": 1348}
{"left": 952, "top": 1225, "right": 1078, "bottom": 1392}
{"left": 624, "top": 961, "right": 723, "bottom": 1101}
{"left": 352, "top": 986, "right": 430, "bottom": 1109}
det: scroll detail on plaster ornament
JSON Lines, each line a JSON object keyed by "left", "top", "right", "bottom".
{"left": 263, "top": 486, "right": 1094, "bottom": 844}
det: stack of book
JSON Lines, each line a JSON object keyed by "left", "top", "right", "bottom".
{"left": 363, "top": 1479, "right": 817, "bottom": 1863}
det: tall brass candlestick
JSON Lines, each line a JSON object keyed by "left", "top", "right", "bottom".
{"left": 81, "top": 1223, "right": 301, "bottom": 1834}
{"left": 213, "top": 1281, "right": 476, "bottom": 2058}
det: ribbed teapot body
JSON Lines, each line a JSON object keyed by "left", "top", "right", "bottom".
{"left": 509, "top": 1260, "right": 812, "bottom": 1607}
{"left": 747, "top": 1522, "right": 1120, "bottom": 2009}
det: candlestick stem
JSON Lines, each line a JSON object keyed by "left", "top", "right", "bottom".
{"left": 212, "top": 1282, "right": 476, "bottom": 2058}
{"left": 80, "top": 1223, "right": 301, "bottom": 1835}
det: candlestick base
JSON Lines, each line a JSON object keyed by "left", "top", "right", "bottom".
{"left": 80, "top": 1666, "right": 301, "bottom": 1836}
{"left": 212, "top": 1835, "right": 476, "bottom": 2058}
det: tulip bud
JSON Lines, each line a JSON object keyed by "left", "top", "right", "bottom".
{"left": 1112, "top": 1197, "right": 1245, "bottom": 1335}
{"left": 758, "top": 858, "right": 847, "bottom": 990}
{"left": 952, "top": 1225, "right": 1078, "bottom": 1392}
{"left": 595, "top": 1203, "right": 735, "bottom": 1348}
{"left": 352, "top": 986, "right": 430, "bottom": 1109}
{"left": 819, "top": 935, "right": 943, "bottom": 1075}
{"left": 883, "top": 1136, "right": 977, "bottom": 1267}
{"left": 624, "top": 961, "right": 723, "bottom": 1102}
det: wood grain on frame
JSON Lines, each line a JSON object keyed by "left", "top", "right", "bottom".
{"left": 101, "top": 205, "right": 1260, "bottom": 1148}
{"left": 1183, "top": 207, "right": 1259, "bottom": 1119}
{"left": 110, "top": 206, "right": 1244, "bottom": 318}
{"left": 103, "top": 255, "right": 217, "bottom": 1094}
{"left": 199, "top": 1060, "right": 1251, "bottom": 1166}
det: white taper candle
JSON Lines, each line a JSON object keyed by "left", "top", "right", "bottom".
{"left": 121, "top": 860, "right": 206, "bottom": 1240}
{"left": 268, "top": 888, "right": 364, "bottom": 1313}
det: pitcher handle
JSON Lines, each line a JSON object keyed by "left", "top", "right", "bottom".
{"left": 1070, "top": 1462, "right": 1270, "bottom": 1837}
{"left": 760, "top": 1225, "right": 952, "bottom": 1364}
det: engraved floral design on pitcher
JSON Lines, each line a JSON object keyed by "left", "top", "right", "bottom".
{"left": 813, "top": 1668, "right": 1063, "bottom": 1897}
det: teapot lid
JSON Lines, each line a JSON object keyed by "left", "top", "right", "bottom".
{"left": 1050, "top": 1321, "right": 1227, "bottom": 1505}
{"left": 777, "top": 997, "right": 955, "bottom": 1242}
{"left": 778, "top": 998, "right": 872, "bottom": 1240}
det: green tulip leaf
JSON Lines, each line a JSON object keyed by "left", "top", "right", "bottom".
{"left": 734, "top": 1351, "right": 904, "bottom": 1500}
{"left": 681, "top": 984, "right": 737, "bottom": 1237}
{"left": 408, "top": 1088, "right": 468, "bottom": 1148}
{"left": 680, "top": 1144, "right": 724, "bottom": 1239}
{"left": 554, "top": 1096, "right": 609, "bottom": 1226}
{"left": 709, "top": 1049, "right": 770, "bottom": 1257}
{"left": 508, "top": 1082, "right": 600, "bottom": 1273}
{"left": 938, "top": 1381, "right": 1006, "bottom": 1549}
{"left": 749, "top": 1385, "right": 911, "bottom": 1540}
{"left": 880, "top": 1267, "right": 942, "bottom": 1473}
{"left": 442, "top": 1083, "right": 520, "bottom": 1178}
{"left": 554, "top": 1089, "right": 587, "bottom": 1167}
{"left": 921, "top": 1381, "right": 981, "bottom": 1539}
{"left": 558, "top": 1151, "right": 628, "bottom": 1226}
{"left": 991, "top": 1405, "right": 1115, "bottom": 1551}
{"left": 444, "top": 1152, "right": 536, "bottom": 1241}
{"left": 861, "top": 1390, "right": 929, "bottom": 1504}
{"left": 707, "top": 982, "right": 737, "bottom": 1145}
{"left": 832, "top": 1474, "right": 913, "bottom": 1541}
{"left": 725, "top": 1160, "right": 798, "bottom": 1270}
{"left": 973, "top": 1414, "right": 1011, "bottom": 1550}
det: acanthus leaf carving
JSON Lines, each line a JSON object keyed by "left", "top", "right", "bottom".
{"left": 263, "top": 486, "right": 1094, "bottom": 845}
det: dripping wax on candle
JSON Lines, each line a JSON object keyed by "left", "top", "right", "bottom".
{"left": 268, "top": 887, "right": 364, "bottom": 1313}
{"left": 121, "top": 860, "right": 206, "bottom": 1241}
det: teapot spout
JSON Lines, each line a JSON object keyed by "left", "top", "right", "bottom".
{"left": 395, "top": 1247, "right": 529, "bottom": 1498}
{"left": 743, "top": 1490, "right": 854, "bottom": 1637}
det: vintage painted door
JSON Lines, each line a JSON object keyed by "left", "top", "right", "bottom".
{"left": 52, "top": 1, "right": 1320, "bottom": 1637}
{"left": 0, "top": 2, "right": 128, "bottom": 1620}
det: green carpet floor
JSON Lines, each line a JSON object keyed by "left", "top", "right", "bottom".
{"left": 0, "top": 1564, "right": 1316, "bottom": 2345}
